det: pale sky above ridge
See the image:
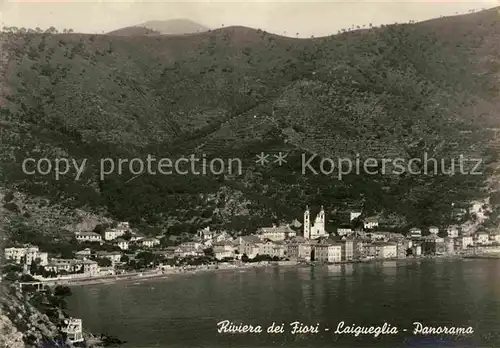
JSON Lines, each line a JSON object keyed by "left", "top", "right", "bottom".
{"left": 0, "top": 1, "right": 499, "bottom": 38}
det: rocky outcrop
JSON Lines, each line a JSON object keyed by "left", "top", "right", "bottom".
{"left": 0, "top": 312, "right": 25, "bottom": 348}
{"left": 0, "top": 285, "right": 62, "bottom": 348}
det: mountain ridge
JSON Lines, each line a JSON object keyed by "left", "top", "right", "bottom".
{"left": 109, "top": 18, "right": 209, "bottom": 36}
{"left": 0, "top": 8, "right": 499, "bottom": 240}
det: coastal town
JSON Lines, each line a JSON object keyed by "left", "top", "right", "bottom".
{"left": 2, "top": 202, "right": 500, "bottom": 346}
{"left": 4, "top": 204, "right": 500, "bottom": 285}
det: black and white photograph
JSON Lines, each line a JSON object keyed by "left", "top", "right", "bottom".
{"left": 1, "top": 1, "right": 500, "bottom": 347}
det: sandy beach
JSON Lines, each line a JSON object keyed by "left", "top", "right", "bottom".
{"left": 37, "top": 255, "right": 477, "bottom": 287}
{"left": 38, "top": 262, "right": 292, "bottom": 287}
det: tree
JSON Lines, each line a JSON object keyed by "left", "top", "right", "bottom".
{"left": 93, "top": 224, "right": 105, "bottom": 235}
{"left": 20, "top": 274, "right": 36, "bottom": 282}
{"left": 123, "top": 231, "right": 132, "bottom": 241}
{"left": 54, "top": 285, "right": 72, "bottom": 297}
{"left": 203, "top": 247, "right": 214, "bottom": 257}
{"left": 96, "top": 257, "right": 112, "bottom": 267}
{"left": 60, "top": 248, "right": 75, "bottom": 259}
{"left": 241, "top": 254, "right": 249, "bottom": 262}
{"left": 29, "top": 261, "right": 39, "bottom": 275}
{"left": 120, "top": 254, "right": 129, "bottom": 263}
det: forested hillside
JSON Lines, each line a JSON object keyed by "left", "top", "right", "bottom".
{"left": 1, "top": 9, "right": 500, "bottom": 237}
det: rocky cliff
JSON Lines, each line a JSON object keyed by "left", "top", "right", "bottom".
{"left": 0, "top": 284, "right": 61, "bottom": 348}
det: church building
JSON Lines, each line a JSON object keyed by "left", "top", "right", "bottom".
{"left": 303, "top": 205, "right": 329, "bottom": 239}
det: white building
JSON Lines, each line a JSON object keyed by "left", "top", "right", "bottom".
{"left": 447, "top": 226, "right": 459, "bottom": 238}
{"left": 375, "top": 242, "right": 398, "bottom": 259}
{"left": 350, "top": 211, "right": 362, "bottom": 221}
{"left": 304, "top": 206, "right": 328, "bottom": 239}
{"left": 412, "top": 244, "right": 422, "bottom": 256}
{"left": 363, "top": 216, "right": 379, "bottom": 230}
{"left": 141, "top": 238, "right": 160, "bottom": 248}
{"left": 474, "top": 232, "right": 490, "bottom": 245}
{"left": 4, "top": 246, "right": 48, "bottom": 266}
{"left": 96, "top": 251, "right": 122, "bottom": 264}
{"left": 115, "top": 238, "right": 129, "bottom": 250}
{"left": 409, "top": 227, "right": 422, "bottom": 239}
{"left": 198, "top": 226, "right": 215, "bottom": 240}
{"left": 81, "top": 260, "right": 99, "bottom": 275}
{"left": 116, "top": 222, "right": 131, "bottom": 232}
{"left": 104, "top": 229, "right": 125, "bottom": 241}
{"left": 26, "top": 246, "right": 48, "bottom": 266}
{"left": 61, "top": 318, "right": 84, "bottom": 344}
{"left": 490, "top": 234, "right": 500, "bottom": 244}
{"left": 456, "top": 236, "right": 474, "bottom": 250}
{"left": 75, "top": 232, "right": 102, "bottom": 243}
{"left": 428, "top": 226, "right": 439, "bottom": 235}
{"left": 4, "top": 247, "right": 28, "bottom": 264}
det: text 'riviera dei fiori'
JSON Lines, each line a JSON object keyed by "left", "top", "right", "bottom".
{"left": 217, "top": 320, "right": 321, "bottom": 334}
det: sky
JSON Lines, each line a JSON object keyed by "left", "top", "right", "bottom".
{"left": 0, "top": 1, "right": 499, "bottom": 38}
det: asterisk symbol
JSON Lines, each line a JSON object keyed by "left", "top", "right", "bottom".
{"left": 273, "top": 152, "right": 288, "bottom": 166}
{"left": 256, "top": 152, "right": 269, "bottom": 166}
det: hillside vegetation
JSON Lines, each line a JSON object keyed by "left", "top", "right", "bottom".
{"left": 1, "top": 9, "right": 500, "bottom": 237}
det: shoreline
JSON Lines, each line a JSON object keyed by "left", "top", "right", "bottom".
{"left": 38, "top": 262, "right": 289, "bottom": 287}
{"left": 38, "top": 254, "right": 479, "bottom": 287}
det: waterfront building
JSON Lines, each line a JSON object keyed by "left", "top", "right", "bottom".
{"left": 272, "top": 242, "right": 286, "bottom": 258}
{"left": 455, "top": 236, "right": 474, "bottom": 250}
{"left": 241, "top": 244, "right": 260, "bottom": 259}
{"left": 474, "top": 232, "right": 490, "bottom": 245}
{"left": 337, "top": 225, "right": 353, "bottom": 236}
{"left": 396, "top": 241, "right": 407, "bottom": 258}
{"left": 444, "top": 237, "right": 455, "bottom": 255}
{"left": 260, "top": 240, "right": 277, "bottom": 256}
{"left": 330, "top": 236, "right": 354, "bottom": 261}
{"left": 61, "top": 318, "right": 84, "bottom": 344}
{"left": 489, "top": 234, "right": 500, "bottom": 244}
{"left": 213, "top": 242, "right": 235, "bottom": 260}
{"left": 313, "top": 240, "right": 342, "bottom": 263}
{"left": 44, "top": 259, "right": 81, "bottom": 273}
{"left": 303, "top": 206, "right": 329, "bottom": 239}
{"left": 351, "top": 238, "right": 369, "bottom": 260}
{"left": 422, "top": 235, "right": 445, "bottom": 255}
{"left": 286, "top": 238, "right": 312, "bottom": 261}
{"left": 82, "top": 259, "right": 99, "bottom": 276}
{"left": 365, "top": 242, "right": 397, "bottom": 259}
{"left": 412, "top": 244, "right": 422, "bottom": 256}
